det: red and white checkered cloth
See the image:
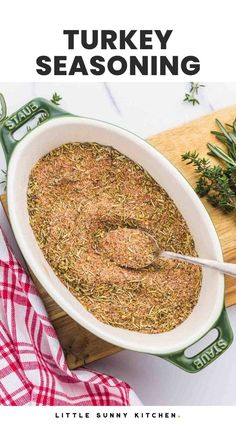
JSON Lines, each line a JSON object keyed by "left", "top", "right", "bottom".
{"left": 0, "top": 229, "right": 141, "bottom": 406}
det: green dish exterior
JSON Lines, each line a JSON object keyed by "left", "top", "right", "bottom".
{"left": 0, "top": 97, "right": 233, "bottom": 373}
{"left": 0, "top": 97, "right": 73, "bottom": 163}
{"left": 157, "top": 305, "right": 233, "bottom": 372}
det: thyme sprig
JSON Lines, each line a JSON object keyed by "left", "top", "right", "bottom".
{"left": 182, "top": 118, "right": 236, "bottom": 213}
{"left": 183, "top": 82, "right": 205, "bottom": 106}
{"left": 51, "top": 92, "right": 62, "bottom": 105}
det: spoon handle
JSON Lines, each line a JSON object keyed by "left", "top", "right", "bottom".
{"left": 161, "top": 251, "right": 236, "bottom": 277}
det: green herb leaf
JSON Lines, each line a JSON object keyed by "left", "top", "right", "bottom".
{"left": 182, "top": 117, "right": 236, "bottom": 214}
{"left": 0, "top": 169, "right": 7, "bottom": 191}
{"left": 207, "top": 143, "right": 236, "bottom": 166}
{"left": 51, "top": 92, "right": 62, "bottom": 106}
{"left": 183, "top": 83, "right": 205, "bottom": 106}
{"left": 0, "top": 93, "right": 7, "bottom": 123}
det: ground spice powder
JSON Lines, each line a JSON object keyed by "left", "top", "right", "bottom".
{"left": 27, "top": 143, "right": 202, "bottom": 333}
{"left": 97, "top": 228, "right": 159, "bottom": 269}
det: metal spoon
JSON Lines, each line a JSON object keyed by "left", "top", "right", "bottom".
{"left": 104, "top": 228, "right": 236, "bottom": 277}
{"left": 161, "top": 250, "right": 236, "bottom": 277}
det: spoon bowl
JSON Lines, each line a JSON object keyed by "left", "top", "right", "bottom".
{"left": 97, "top": 227, "right": 160, "bottom": 269}
{"left": 102, "top": 227, "right": 236, "bottom": 277}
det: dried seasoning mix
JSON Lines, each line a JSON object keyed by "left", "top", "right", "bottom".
{"left": 27, "top": 143, "right": 202, "bottom": 333}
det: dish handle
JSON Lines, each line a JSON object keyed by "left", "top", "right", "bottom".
{"left": 157, "top": 307, "right": 233, "bottom": 373}
{"left": 0, "top": 97, "right": 73, "bottom": 163}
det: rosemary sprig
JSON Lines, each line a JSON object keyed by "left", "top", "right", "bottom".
{"left": 207, "top": 143, "right": 236, "bottom": 167}
{"left": 182, "top": 118, "right": 236, "bottom": 213}
{"left": 183, "top": 82, "right": 205, "bottom": 106}
{"left": 209, "top": 118, "right": 236, "bottom": 162}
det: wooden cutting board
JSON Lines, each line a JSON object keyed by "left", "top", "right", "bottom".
{"left": 1, "top": 104, "right": 236, "bottom": 369}
{"left": 149, "top": 105, "right": 236, "bottom": 308}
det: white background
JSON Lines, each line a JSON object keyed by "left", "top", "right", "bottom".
{"left": 1, "top": 406, "right": 236, "bottom": 424}
{"left": 0, "top": 0, "right": 236, "bottom": 81}
{"left": 1, "top": 0, "right": 236, "bottom": 411}
{"left": 0, "top": 82, "right": 236, "bottom": 405}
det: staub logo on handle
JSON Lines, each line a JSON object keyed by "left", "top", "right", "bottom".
{"left": 4, "top": 102, "right": 39, "bottom": 131}
{"left": 193, "top": 338, "right": 228, "bottom": 370}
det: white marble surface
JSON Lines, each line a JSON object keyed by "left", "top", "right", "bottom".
{"left": 0, "top": 82, "right": 236, "bottom": 405}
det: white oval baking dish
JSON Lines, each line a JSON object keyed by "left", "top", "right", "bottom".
{"left": 0, "top": 97, "right": 233, "bottom": 372}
